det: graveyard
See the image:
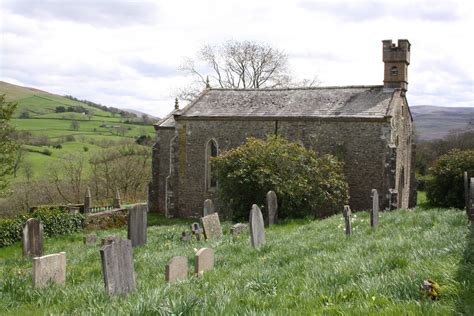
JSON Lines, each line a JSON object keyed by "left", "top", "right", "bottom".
{"left": 0, "top": 201, "right": 472, "bottom": 315}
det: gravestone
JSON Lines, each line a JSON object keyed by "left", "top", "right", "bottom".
{"left": 84, "top": 187, "right": 92, "bottom": 213}
{"left": 470, "top": 177, "right": 474, "bottom": 221}
{"left": 180, "top": 231, "right": 192, "bottom": 241}
{"left": 190, "top": 222, "right": 203, "bottom": 241}
{"left": 100, "top": 237, "right": 136, "bottom": 296}
{"left": 249, "top": 204, "right": 265, "bottom": 248}
{"left": 200, "top": 213, "right": 222, "bottom": 240}
{"left": 195, "top": 248, "right": 214, "bottom": 275}
{"left": 266, "top": 191, "right": 278, "bottom": 226}
{"left": 22, "top": 218, "right": 43, "bottom": 257}
{"left": 343, "top": 205, "right": 352, "bottom": 236}
{"left": 165, "top": 256, "right": 188, "bottom": 283}
{"left": 32, "top": 252, "right": 66, "bottom": 288}
{"left": 83, "top": 234, "right": 97, "bottom": 245}
{"left": 370, "top": 189, "right": 379, "bottom": 228}
{"left": 127, "top": 204, "right": 148, "bottom": 247}
{"left": 464, "top": 172, "right": 469, "bottom": 217}
{"left": 101, "top": 236, "right": 120, "bottom": 246}
{"left": 230, "top": 223, "right": 248, "bottom": 236}
{"left": 203, "top": 199, "right": 215, "bottom": 217}
{"left": 113, "top": 188, "right": 121, "bottom": 209}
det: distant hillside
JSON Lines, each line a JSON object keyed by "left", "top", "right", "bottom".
{"left": 410, "top": 105, "right": 474, "bottom": 141}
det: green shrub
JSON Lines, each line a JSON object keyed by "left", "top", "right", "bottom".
{"left": 426, "top": 149, "right": 474, "bottom": 208}
{"left": 212, "top": 136, "right": 349, "bottom": 220}
{"left": 42, "top": 148, "right": 52, "bottom": 156}
{"left": 0, "top": 208, "right": 85, "bottom": 248}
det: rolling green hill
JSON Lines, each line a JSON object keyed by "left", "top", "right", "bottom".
{"left": 0, "top": 81, "right": 156, "bottom": 181}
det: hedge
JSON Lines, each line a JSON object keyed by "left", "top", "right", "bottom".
{"left": 0, "top": 207, "right": 85, "bottom": 248}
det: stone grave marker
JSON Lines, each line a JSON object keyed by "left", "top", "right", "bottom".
{"left": 84, "top": 187, "right": 92, "bottom": 213}
{"left": 343, "top": 205, "right": 352, "bottom": 236}
{"left": 22, "top": 218, "right": 43, "bottom": 257}
{"left": 230, "top": 223, "right": 248, "bottom": 236}
{"left": 180, "top": 231, "right": 192, "bottom": 241}
{"left": 200, "top": 213, "right": 222, "bottom": 240}
{"left": 113, "top": 188, "right": 121, "bottom": 209}
{"left": 32, "top": 252, "right": 66, "bottom": 288}
{"left": 165, "top": 256, "right": 188, "bottom": 283}
{"left": 203, "top": 199, "right": 215, "bottom": 217}
{"left": 249, "top": 204, "right": 265, "bottom": 248}
{"left": 128, "top": 204, "right": 148, "bottom": 247}
{"left": 190, "top": 222, "right": 203, "bottom": 241}
{"left": 266, "top": 190, "right": 278, "bottom": 226}
{"left": 83, "top": 234, "right": 97, "bottom": 245}
{"left": 195, "top": 248, "right": 214, "bottom": 275}
{"left": 370, "top": 189, "right": 379, "bottom": 228}
{"left": 464, "top": 171, "right": 469, "bottom": 217}
{"left": 100, "top": 237, "right": 136, "bottom": 296}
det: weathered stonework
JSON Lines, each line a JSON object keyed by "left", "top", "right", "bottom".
{"left": 150, "top": 40, "right": 416, "bottom": 218}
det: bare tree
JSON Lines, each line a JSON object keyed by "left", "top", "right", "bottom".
{"left": 178, "top": 40, "right": 319, "bottom": 101}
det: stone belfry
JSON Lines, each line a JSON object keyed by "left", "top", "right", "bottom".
{"left": 382, "top": 39, "right": 410, "bottom": 92}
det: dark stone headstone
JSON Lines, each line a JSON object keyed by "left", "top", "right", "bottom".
{"left": 113, "top": 188, "right": 121, "bottom": 209}
{"left": 32, "top": 252, "right": 66, "bottom": 288}
{"left": 343, "top": 205, "right": 352, "bottom": 236}
{"left": 249, "top": 204, "right": 265, "bottom": 248}
{"left": 83, "top": 234, "right": 97, "bottom": 245}
{"left": 371, "top": 189, "right": 379, "bottom": 228}
{"left": 195, "top": 248, "right": 214, "bottom": 275}
{"left": 200, "top": 213, "right": 222, "bottom": 240}
{"left": 165, "top": 256, "right": 188, "bottom": 283}
{"left": 203, "top": 199, "right": 215, "bottom": 217}
{"left": 190, "top": 222, "right": 203, "bottom": 241}
{"left": 22, "top": 218, "right": 43, "bottom": 257}
{"left": 100, "top": 237, "right": 136, "bottom": 296}
{"left": 266, "top": 190, "right": 278, "bottom": 226}
{"left": 127, "top": 204, "right": 147, "bottom": 247}
{"left": 230, "top": 223, "right": 248, "bottom": 236}
{"left": 84, "top": 187, "right": 92, "bottom": 213}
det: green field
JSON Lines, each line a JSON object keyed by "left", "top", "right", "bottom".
{"left": 0, "top": 81, "right": 155, "bottom": 182}
{"left": 0, "top": 207, "right": 472, "bottom": 314}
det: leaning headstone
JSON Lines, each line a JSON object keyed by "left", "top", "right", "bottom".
{"left": 266, "top": 191, "right": 278, "bottom": 226}
{"left": 195, "top": 248, "right": 214, "bottom": 275}
{"left": 203, "top": 199, "right": 215, "bottom": 217}
{"left": 127, "top": 204, "right": 147, "bottom": 247}
{"left": 83, "top": 234, "right": 97, "bottom": 245}
{"left": 165, "top": 256, "right": 188, "bottom": 283}
{"left": 84, "top": 187, "right": 92, "bottom": 213}
{"left": 370, "top": 189, "right": 379, "bottom": 228}
{"left": 32, "top": 252, "right": 66, "bottom": 288}
{"left": 100, "top": 237, "right": 136, "bottom": 296}
{"left": 249, "top": 204, "right": 265, "bottom": 248}
{"left": 190, "top": 222, "right": 204, "bottom": 241}
{"left": 200, "top": 213, "right": 222, "bottom": 240}
{"left": 230, "top": 223, "right": 248, "bottom": 236}
{"left": 113, "top": 188, "right": 121, "bottom": 209}
{"left": 22, "top": 218, "right": 43, "bottom": 257}
{"left": 343, "top": 205, "right": 352, "bottom": 236}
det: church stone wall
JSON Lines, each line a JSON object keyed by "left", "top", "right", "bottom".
{"left": 155, "top": 117, "right": 398, "bottom": 218}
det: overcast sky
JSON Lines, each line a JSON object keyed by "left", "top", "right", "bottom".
{"left": 1, "top": 0, "right": 473, "bottom": 117}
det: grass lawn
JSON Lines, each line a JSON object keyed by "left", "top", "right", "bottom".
{"left": 0, "top": 207, "right": 472, "bottom": 314}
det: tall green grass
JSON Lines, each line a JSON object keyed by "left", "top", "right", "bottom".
{"left": 0, "top": 208, "right": 472, "bottom": 315}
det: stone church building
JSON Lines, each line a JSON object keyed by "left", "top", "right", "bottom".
{"left": 150, "top": 39, "right": 416, "bottom": 218}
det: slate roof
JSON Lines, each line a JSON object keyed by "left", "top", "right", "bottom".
{"left": 156, "top": 86, "right": 396, "bottom": 127}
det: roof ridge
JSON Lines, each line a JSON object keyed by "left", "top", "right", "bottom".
{"left": 208, "top": 85, "right": 383, "bottom": 91}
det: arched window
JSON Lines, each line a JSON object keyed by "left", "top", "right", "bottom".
{"left": 390, "top": 66, "right": 399, "bottom": 77}
{"left": 205, "top": 139, "right": 218, "bottom": 190}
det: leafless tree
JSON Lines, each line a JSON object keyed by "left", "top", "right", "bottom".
{"left": 177, "top": 40, "right": 319, "bottom": 101}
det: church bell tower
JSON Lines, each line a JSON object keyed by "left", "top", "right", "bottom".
{"left": 383, "top": 39, "right": 410, "bottom": 92}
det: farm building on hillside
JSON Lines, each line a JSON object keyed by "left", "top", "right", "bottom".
{"left": 150, "top": 39, "right": 416, "bottom": 218}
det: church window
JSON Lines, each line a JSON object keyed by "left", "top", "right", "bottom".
{"left": 206, "top": 139, "right": 218, "bottom": 190}
{"left": 391, "top": 66, "right": 399, "bottom": 77}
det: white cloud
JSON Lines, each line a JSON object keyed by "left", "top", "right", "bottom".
{"left": 0, "top": 0, "right": 473, "bottom": 117}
